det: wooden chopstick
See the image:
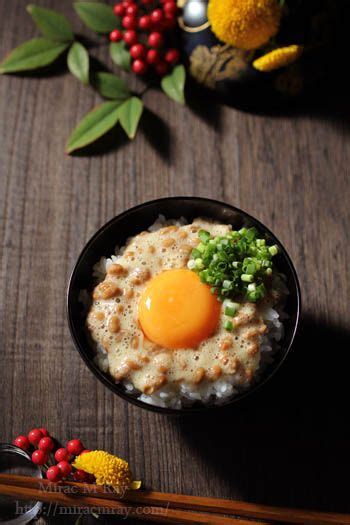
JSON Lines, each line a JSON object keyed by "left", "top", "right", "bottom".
{"left": 1, "top": 474, "right": 350, "bottom": 525}
{"left": 0, "top": 476, "right": 267, "bottom": 525}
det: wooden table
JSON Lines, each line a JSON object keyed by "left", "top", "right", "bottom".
{"left": 1, "top": 1, "right": 349, "bottom": 523}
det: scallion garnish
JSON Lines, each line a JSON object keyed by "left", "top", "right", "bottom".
{"left": 224, "top": 319, "right": 234, "bottom": 331}
{"left": 187, "top": 226, "right": 278, "bottom": 307}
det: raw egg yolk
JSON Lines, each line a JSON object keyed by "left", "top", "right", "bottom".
{"left": 138, "top": 269, "right": 221, "bottom": 349}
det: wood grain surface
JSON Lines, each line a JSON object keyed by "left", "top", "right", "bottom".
{"left": 0, "top": 1, "right": 349, "bottom": 523}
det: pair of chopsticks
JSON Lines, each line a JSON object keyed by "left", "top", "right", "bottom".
{"left": 0, "top": 474, "right": 349, "bottom": 525}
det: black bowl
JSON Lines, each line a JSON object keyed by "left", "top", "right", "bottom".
{"left": 67, "top": 197, "right": 301, "bottom": 414}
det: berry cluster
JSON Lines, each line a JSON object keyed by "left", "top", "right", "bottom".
{"left": 13, "top": 429, "right": 92, "bottom": 483}
{"left": 109, "top": 0, "right": 180, "bottom": 76}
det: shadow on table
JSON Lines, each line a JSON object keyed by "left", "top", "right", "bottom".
{"left": 176, "top": 314, "right": 350, "bottom": 513}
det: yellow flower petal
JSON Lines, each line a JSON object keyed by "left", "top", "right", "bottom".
{"left": 253, "top": 45, "right": 304, "bottom": 72}
{"left": 72, "top": 450, "right": 140, "bottom": 490}
{"left": 207, "top": 0, "right": 282, "bottom": 50}
{"left": 130, "top": 480, "right": 142, "bottom": 490}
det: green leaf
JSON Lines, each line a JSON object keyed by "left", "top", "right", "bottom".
{"left": 75, "top": 516, "right": 83, "bottom": 525}
{"left": 66, "top": 100, "right": 122, "bottom": 153}
{"left": 74, "top": 2, "right": 117, "bottom": 33}
{"left": 161, "top": 64, "right": 186, "bottom": 104}
{"left": 118, "top": 97, "right": 143, "bottom": 139}
{"left": 110, "top": 42, "right": 131, "bottom": 72}
{"left": 27, "top": 5, "right": 74, "bottom": 42}
{"left": 67, "top": 42, "right": 89, "bottom": 85}
{"left": 0, "top": 38, "right": 69, "bottom": 74}
{"left": 94, "top": 72, "right": 129, "bottom": 101}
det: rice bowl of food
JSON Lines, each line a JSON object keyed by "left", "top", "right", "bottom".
{"left": 67, "top": 198, "right": 301, "bottom": 414}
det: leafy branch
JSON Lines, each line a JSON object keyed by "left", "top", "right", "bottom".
{"left": 0, "top": 2, "right": 186, "bottom": 154}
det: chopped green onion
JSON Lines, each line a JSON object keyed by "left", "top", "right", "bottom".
{"left": 224, "top": 320, "right": 234, "bottom": 331}
{"left": 195, "top": 258, "right": 204, "bottom": 269}
{"left": 199, "top": 230, "right": 211, "bottom": 243}
{"left": 187, "top": 259, "right": 196, "bottom": 270}
{"left": 191, "top": 249, "right": 201, "bottom": 259}
{"left": 241, "top": 274, "right": 254, "bottom": 282}
{"left": 225, "top": 306, "right": 236, "bottom": 317}
{"left": 269, "top": 245, "right": 278, "bottom": 256}
{"left": 187, "top": 227, "right": 277, "bottom": 303}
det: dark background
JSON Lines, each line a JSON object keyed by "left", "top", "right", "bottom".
{"left": 0, "top": 1, "right": 349, "bottom": 523}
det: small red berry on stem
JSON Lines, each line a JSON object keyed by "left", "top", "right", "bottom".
{"left": 132, "top": 59, "right": 148, "bottom": 75}
{"left": 110, "top": 29, "right": 123, "bottom": 42}
{"left": 122, "top": 15, "right": 137, "bottom": 29}
{"left": 74, "top": 469, "right": 90, "bottom": 482}
{"left": 38, "top": 437, "right": 54, "bottom": 453}
{"left": 163, "top": 1, "right": 178, "bottom": 15}
{"left": 28, "top": 429, "right": 43, "bottom": 446}
{"left": 130, "top": 44, "right": 146, "bottom": 59}
{"left": 80, "top": 449, "right": 91, "bottom": 456}
{"left": 66, "top": 439, "right": 84, "bottom": 456}
{"left": 123, "top": 29, "right": 137, "bottom": 46}
{"left": 138, "top": 15, "right": 151, "bottom": 30}
{"left": 31, "top": 449, "right": 48, "bottom": 466}
{"left": 113, "top": 3, "right": 125, "bottom": 16}
{"left": 165, "top": 48, "right": 180, "bottom": 64}
{"left": 148, "top": 32, "right": 164, "bottom": 48}
{"left": 13, "top": 436, "right": 30, "bottom": 451}
{"left": 46, "top": 465, "right": 62, "bottom": 482}
{"left": 146, "top": 49, "right": 160, "bottom": 65}
{"left": 38, "top": 428, "right": 49, "bottom": 437}
{"left": 57, "top": 460, "right": 72, "bottom": 477}
{"left": 125, "top": 4, "right": 138, "bottom": 16}
{"left": 150, "top": 8, "right": 164, "bottom": 24}
{"left": 54, "top": 448, "right": 71, "bottom": 462}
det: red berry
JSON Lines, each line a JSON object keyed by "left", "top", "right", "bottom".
{"left": 28, "top": 429, "right": 43, "bottom": 446}
{"left": 165, "top": 48, "right": 180, "bottom": 64}
{"left": 138, "top": 15, "right": 151, "bottom": 30}
{"left": 80, "top": 449, "right": 91, "bottom": 456}
{"left": 130, "top": 44, "right": 146, "bottom": 59}
{"left": 148, "top": 32, "right": 163, "bottom": 48}
{"left": 31, "top": 449, "right": 48, "bottom": 466}
{"left": 38, "top": 437, "right": 54, "bottom": 453}
{"left": 54, "top": 448, "right": 71, "bottom": 463}
{"left": 122, "top": 15, "right": 137, "bottom": 29}
{"left": 46, "top": 465, "right": 62, "bottom": 482}
{"left": 146, "top": 48, "right": 160, "bottom": 64}
{"left": 125, "top": 4, "right": 138, "bottom": 15}
{"left": 150, "top": 8, "right": 163, "bottom": 24}
{"left": 123, "top": 29, "right": 137, "bottom": 45}
{"left": 74, "top": 469, "right": 90, "bottom": 482}
{"left": 13, "top": 435, "right": 30, "bottom": 450}
{"left": 57, "top": 460, "right": 72, "bottom": 477}
{"left": 66, "top": 439, "right": 84, "bottom": 456}
{"left": 132, "top": 59, "right": 148, "bottom": 75}
{"left": 38, "top": 428, "right": 49, "bottom": 437}
{"left": 123, "top": 0, "right": 134, "bottom": 5}
{"left": 154, "top": 60, "right": 168, "bottom": 76}
{"left": 163, "top": 1, "right": 177, "bottom": 15}
{"left": 163, "top": 13, "right": 176, "bottom": 28}
{"left": 113, "top": 3, "right": 125, "bottom": 16}
{"left": 141, "top": 0, "right": 153, "bottom": 4}
{"left": 110, "top": 29, "right": 123, "bottom": 42}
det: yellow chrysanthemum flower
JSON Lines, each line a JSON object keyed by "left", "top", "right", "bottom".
{"left": 73, "top": 451, "right": 141, "bottom": 490}
{"left": 207, "top": 0, "right": 282, "bottom": 50}
{"left": 253, "top": 45, "right": 304, "bottom": 71}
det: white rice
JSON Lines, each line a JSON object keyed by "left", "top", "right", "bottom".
{"left": 86, "top": 216, "right": 287, "bottom": 409}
